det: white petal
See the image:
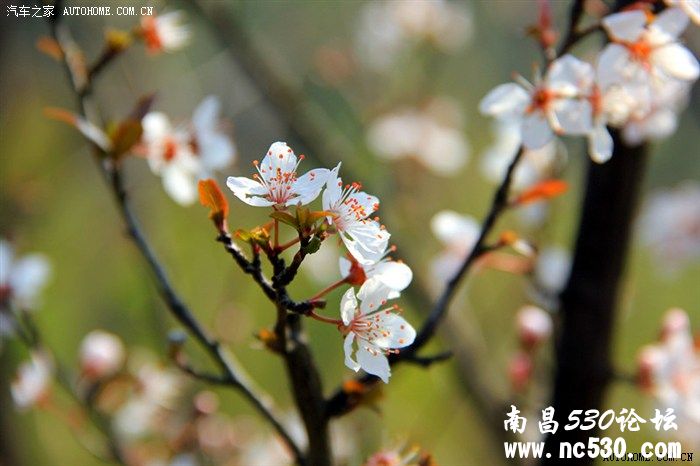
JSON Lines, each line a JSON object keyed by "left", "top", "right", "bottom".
{"left": 339, "top": 288, "right": 357, "bottom": 325}
{"left": 652, "top": 7, "right": 690, "bottom": 39}
{"left": 547, "top": 54, "right": 594, "bottom": 95}
{"left": 357, "top": 278, "right": 392, "bottom": 315}
{"left": 346, "top": 191, "right": 380, "bottom": 218}
{"left": 651, "top": 43, "right": 700, "bottom": 81}
{"left": 521, "top": 113, "right": 554, "bottom": 149}
{"left": 75, "top": 117, "right": 112, "bottom": 152}
{"left": 680, "top": 0, "right": 700, "bottom": 25}
{"left": 289, "top": 168, "right": 330, "bottom": 206}
{"left": 417, "top": 124, "right": 470, "bottom": 175}
{"left": 142, "top": 112, "right": 172, "bottom": 143}
{"left": 343, "top": 333, "right": 360, "bottom": 372}
{"left": 192, "top": 96, "right": 220, "bottom": 134}
{"left": 602, "top": 10, "right": 647, "bottom": 42}
{"left": 9, "top": 255, "right": 50, "bottom": 306}
{"left": 554, "top": 99, "right": 593, "bottom": 135}
{"left": 479, "top": 83, "right": 529, "bottom": 118}
{"left": 372, "top": 313, "right": 416, "bottom": 349}
{"left": 162, "top": 166, "right": 197, "bottom": 205}
{"left": 198, "top": 132, "right": 235, "bottom": 172}
{"left": 370, "top": 261, "right": 413, "bottom": 292}
{"left": 597, "top": 43, "right": 636, "bottom": 89}
{"left": 356, "top": 344, "right": 391, "bottom": 383}
{"left": 430, "top": 210, "right": 480, "bottom": 247}
{"left": 342, "top": 222, "right": 390, "bottom": 264}
{"left": 260, "top": 142, "right": 297, "bottom": 184}
{"left": 322, "top": 164, "right": 343, "bottom": 211}
{"left": 588, "top": 123, "right": 614, "bottom": 163}
{"left": 338, "top": 256, "right": 352, "bottom": 279}
{"left": 226, "top": 176, "right": 273, "bottom": 207}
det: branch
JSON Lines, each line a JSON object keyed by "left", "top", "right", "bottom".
{"left": 47, "top": 7, "right": 304, "bottom": 464}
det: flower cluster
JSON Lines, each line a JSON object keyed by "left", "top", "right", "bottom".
{"left": 367, "top": 97, "right": 471, "bottom": 176}
{"left": 637, "top": 181, "right": 700, "bottom": 274}
{"left": 637, "top": 309, "right": 699, "bottom": 446}
{"left": 138, "top": 11, "right": 190, "bottom": 54}
{"left": 480, "top": 6, "right": 699, "bottom": 163}
{"left": 355, "top": 0, "right": 473, "bottom": 71}
{"left": 227, "top": 142, "right": 416, "bottom": 382}
{"left": 509, "top": 305, "right": 553, "bottom": 392}
{"left": 140, "top": 96, "right": 237, "bottom": 205}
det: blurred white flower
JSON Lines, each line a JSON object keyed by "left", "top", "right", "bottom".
{"left": 637, "top": 308, "right": 700, "bottom": 446}
{"left": 430, "top": 210, "right": 480, "bottom": 284}
{"left": 516, "top": 305, "right": 553, "bottom": 349}
{"left": 638, "top": 181, "right": 700, "bottom": 273}
{"left": 367, "top": 97, "right": 470, "bottom": 175}
{"left": 534, "top": 246, "right": 572, "bottom": 297}
{"left": 227, "top": 142, "right": 329, "bottom": 208}
{"left": 11, "top": 351, "right": 52, "bottom": 409}
{"left": 340, "top": 278, "right": 415, "bottom": 383}
{"left": 323, "top": 165, "right": 389, "bottom": 264}
{"left": 141, "top": 11, "right": 190, "bottom": 54}
{"left": 302, "top": 241, "right": 342, "bottom": 285}
{"left": 480, "top": 119, "right": 562, "bottom": 192}
{"left": 356, "top": 0, "right": 473, "bottom": 71}
{"left": 480, "top": 55, "right": 595, "bottom": 153}
{"left": 600, "top": 8, "right": 699, "bottom": 88}
{"left": 665, "top": 0, "right": 700, "bottom": 24}
{"left": 142, "top": 96, "right": 236, "bottom": 205}
{"left": 79, "top": 330, "right": 125, "bottom": 380}
{"left": 0, "top": 239, "right": 51, "bottom": 312}
{"left": 339, "top": 247, "right": 412, "bottom": 299}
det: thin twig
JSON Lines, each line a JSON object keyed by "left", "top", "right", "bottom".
{"left": 46, "top": 7, "right": 304, "bottom": 464}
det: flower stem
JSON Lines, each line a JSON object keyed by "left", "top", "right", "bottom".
{"left": 308, "top": 310, "right": 343, "bottom": 326}
{"left": 277, "top": 236, "right": 301, "bottom": 252}
{"left": 309, "top": 278, "right": 348, "bottom": 302}
{"left": 274, "top": 218, "right": 279, "bottom": 250}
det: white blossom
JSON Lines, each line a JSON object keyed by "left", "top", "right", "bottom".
{"left": 227, "top": 142, "right": 329, "bottom": 208}
{"left": 480, "top": 55, "right": 595, "bottom": 152}
{"left": 355, "top": 0, "right": 473, "bottom": 71}
{"left": 638, "top": 308, "right": 700, "bottom": 446}
{"left": 340, "top": 278, "right": 415, "bottom": 383}
{"left": 0, "top": 239, "right": 51, "bottom": 311}
{"left": 367, "top": 97, "right": 470, "bottom": 175}
{"left": 339, "top": 246, "right": 412, "bottom": 299}
{"left": 141, "top": 11, "right": 190, "bottom": 54}
{"left": 430, "top": 210, "right": 480, "bottom": 284}
{"left": 142, "top": 96, "right": 236, "bottom": 205}
{"left": 79, "top": 330, "right": 126, "bottom": 379}
{"left": 323, "top": 166, "right": 389, "bottom": 264}
{"left": 11, "top": 351, "right": 52, "bottom": 409}
{"left": 638, "top": 181, "right": 700, "bottom": 273}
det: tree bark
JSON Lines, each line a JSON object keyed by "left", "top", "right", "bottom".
{"left": 542, "top": 132, "right": 648, "bottom": 464}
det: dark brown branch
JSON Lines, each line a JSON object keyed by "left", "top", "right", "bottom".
{"left": 541, "top": 132, "right": 648, "bottom": 465}
{"left": 47, "top": 7, "right": 304, "bottom": 463}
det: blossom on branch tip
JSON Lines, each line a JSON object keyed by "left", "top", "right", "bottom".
{"left": 323, "top": 166, "right": 390, "bottom": 264}
{"left": 140, "top": 11, "right": 190, "bottom": 54}
{"left": 141, "top": 96, "right": 236, "bottom": 205}
{"left": 479, "top": 55, "right": 595, "bottom": 152}
{"left": 227, "top": 142, "right": 330, "bottom": 208}
{"left": 516, "top": 305, "right": 553, "bottom": 349}
{"left": 340, "top": 278, "right": 415, "bottom": 383}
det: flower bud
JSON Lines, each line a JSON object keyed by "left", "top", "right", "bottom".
{"left": 508, "top": 351, "right": 533, "bottom": 393}
{"left": 516, "top": 305, "right": 552, "bottom": 350}
{"left": 79, "top": 330, "right": 125, "bottom": 380}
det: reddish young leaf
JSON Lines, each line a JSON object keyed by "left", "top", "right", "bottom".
{"left": 198, "top": 179, "right": 229, "bottom": 228}
{"left": 36, "top": 36, "right": 63, "bottom": 61}
{"left": 514, "top": 179, "right": 568, "bottom": 205}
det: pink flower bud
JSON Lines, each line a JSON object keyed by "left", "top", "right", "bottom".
{"left": 660, "top": 308, "right": 690, "bottom": 342}
{"left": 516, "top": 305, "right": 553, "bottom": 350}
{"left": 508, "top": 351, "right": 533, "bottom": 392}
{"left": 79, "top": 330, "right": 125, "bottom": 380}
{"left": 637, "top": 345, "right": 665, "bottom": 392}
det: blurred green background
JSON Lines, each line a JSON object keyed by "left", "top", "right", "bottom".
{"left": 1, "top": 1, "right": 698, "bottom": 465}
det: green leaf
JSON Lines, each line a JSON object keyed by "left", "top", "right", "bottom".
{"left": 270, "top": 211, "right": 299, "bottom": 228}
